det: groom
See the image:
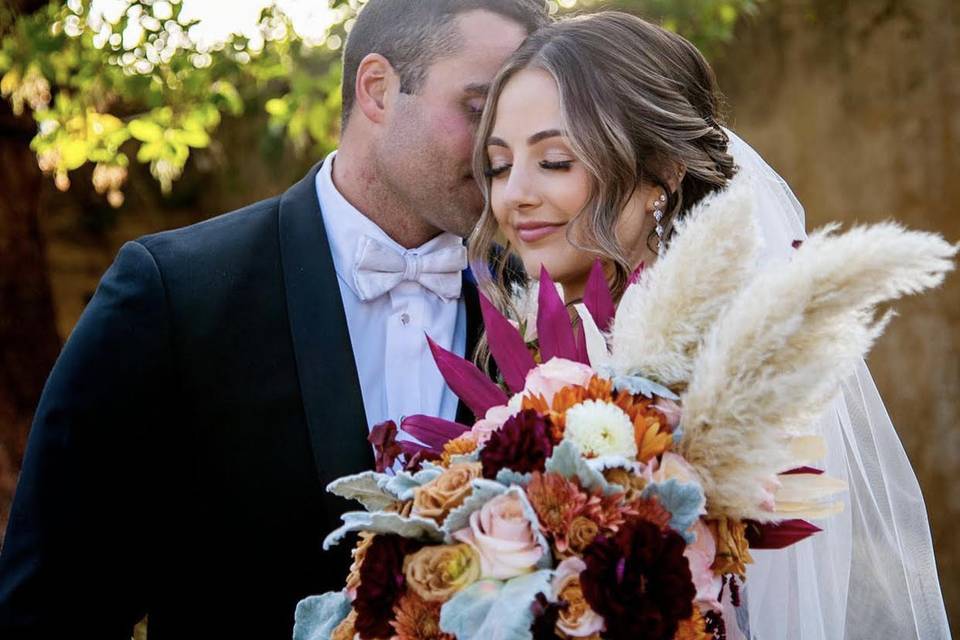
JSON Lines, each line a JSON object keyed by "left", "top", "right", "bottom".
{"left": 0, "top": 1, "right": 546, "bottom": 638}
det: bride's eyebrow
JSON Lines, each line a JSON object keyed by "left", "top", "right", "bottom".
{"left": 486, "top": 129, "right": 566, "bottom": 149}
{"left": 527, "top": 129, "right": 564, "bottom": 145}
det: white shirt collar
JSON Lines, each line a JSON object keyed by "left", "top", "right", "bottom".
{"left": 315, "top": 150, "right": 464, "bottom": 300}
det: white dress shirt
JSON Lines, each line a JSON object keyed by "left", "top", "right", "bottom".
{"left": 315, "top": 151, "right": 467, "bottom": 441}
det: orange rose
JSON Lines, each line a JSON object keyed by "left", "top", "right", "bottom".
{"left": 552, "top": 557, "right": 605, "bottom": 637}
{"left": 566, "top": 516, "right": 599, "bottom": 555}
{"left": 412, "top": 462, "right": 482, "bottom": 523}
{"left": 403, "top": 543, "right": 482, "bottom": 602}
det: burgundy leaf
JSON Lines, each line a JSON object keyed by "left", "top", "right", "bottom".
{"left": 401, "top": 448, "right": 435, "bottom": 473}
{"left": 628, "top": 261, "right": 646, "bottom": 285}
{"left": 574, "top": 321, "right": 590, "bottom": 365}
{"left": 583, "top": 259, "right": 615, "bottom": 332}
{"left": 746, "top": 519, "right": 822, "bottom": 549}
{"left": 400, "top": 414, "right": 469, "bottom": 451}
{"left": 537, "top": 266, "right": 578, "bottom": 362}
{"left": 427, "top": 334, "right": 508, "bottom": 417}
{"left": 781, "top": 466, "right": 824, "bottom": 475}
{"left": 478, "top": 292, "right": 536, "bottom": 393}
{"left": 368, "top": 420, "right": 401, "bottom": 473}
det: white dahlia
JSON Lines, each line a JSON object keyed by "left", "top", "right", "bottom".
{"left": 563, "top": 400, "right": 638, "bottom": 459}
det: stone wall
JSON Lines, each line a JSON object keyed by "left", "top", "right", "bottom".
{"left": 713, "top": 0, "right": 959, "bottom": 629}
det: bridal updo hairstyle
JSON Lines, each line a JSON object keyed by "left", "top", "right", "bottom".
{"left": 470, "top": 11, "right": 738, "bottom": 303}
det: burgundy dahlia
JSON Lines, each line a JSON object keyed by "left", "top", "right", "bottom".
{"left": 529, "top": 592, "right": 563, "bottom": 640}
{"left": 479, "top": 409, "right": 554, "bottom": 479}
{"left": 580, "top": 520, "right": 695, "bottom": 640}
{"left": 353, "top": 534, "right": 421, "bottom": 639}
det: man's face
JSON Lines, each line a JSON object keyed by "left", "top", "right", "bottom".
{"left": 376, "top": 10, "right": 528, "bottom": 239}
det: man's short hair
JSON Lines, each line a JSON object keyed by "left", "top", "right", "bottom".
{"left": 341, "top": 0, "right": 549, "bottom": 128}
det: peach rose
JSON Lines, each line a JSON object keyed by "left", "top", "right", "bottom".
{"left": 403, "top": 543, "right": 482, "bottom": 602}
{"left": 412, "top": 462, "right": 483, "bottom": 522}
{"left": 452, "top": 493, "right": 543, "bottom": 580}
{"left": 683, "top": 520, "right": 723, "bottom": 612}
{"left": 522, "top": 357, "right": 594, "bottom": 405}
{"left": 551, "top": 557, "right": 605, "bottom": 637}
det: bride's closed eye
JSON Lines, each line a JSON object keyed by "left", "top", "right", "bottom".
{"left": 484, "top": 159, "right": 575, "bottom": 179}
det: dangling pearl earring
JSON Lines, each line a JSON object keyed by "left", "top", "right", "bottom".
{"left": 653, "top": 192, "right": 667, "bottom": 252}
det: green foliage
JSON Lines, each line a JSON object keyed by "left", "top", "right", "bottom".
{"left": 574, "top": 0, "right": 760, "bottom": 57}
{"left": 1, "top": 0, "right": 759, "bottom": 204}
{"left": 1, "top": 0, "right": 353, "bottom": 202}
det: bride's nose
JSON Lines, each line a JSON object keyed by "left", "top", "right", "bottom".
{"left": 502, "top": 164, "right": 541, "bottom": 211}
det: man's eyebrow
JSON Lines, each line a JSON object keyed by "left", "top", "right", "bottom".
{"left": 463, "top": 83, "right": 490, "bottom": 96}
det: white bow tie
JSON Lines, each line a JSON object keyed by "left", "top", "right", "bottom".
{"left": 352, "top": 235, "right": 467, "bottom": 302}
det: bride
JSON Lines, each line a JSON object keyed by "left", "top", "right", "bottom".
{"left": 466, "top": 11, "right": 950, "bottom": 639}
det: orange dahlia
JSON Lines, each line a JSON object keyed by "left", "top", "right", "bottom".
{"left": 522, "top": 375, "right": 616, "bottom": 442}
{"left": 525, "top": 472, "right": 588, "bottom": 551}
{"left": 614, "top": 394, "right": 673, "bottom": 462}
{"left": 440, "top": 433, "right": 478, "bottom": 466}
{"left": 390, "top": 591, "right": 453, "bottom": 640}
{"left": 627, "top": 496, "right": 673, "bottom": 532}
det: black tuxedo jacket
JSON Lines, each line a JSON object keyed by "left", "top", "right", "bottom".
{"left": 0, "top": 162, "right": 486, "bottom": 638}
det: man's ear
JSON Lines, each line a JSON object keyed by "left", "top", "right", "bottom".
{"left": 354, "top": 53, "right": 397, "bottom": 126}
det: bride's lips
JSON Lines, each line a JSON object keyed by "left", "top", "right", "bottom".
{"left": 515, "top": 221, "right": 566, "bottom": 243}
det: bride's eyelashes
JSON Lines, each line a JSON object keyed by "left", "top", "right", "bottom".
{"left": 483, "top": 159, "right": 574, "bottom": 178}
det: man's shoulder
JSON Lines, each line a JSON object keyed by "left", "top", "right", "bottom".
{"left": 134, "top": 194, "right": 283, "bottom": 266}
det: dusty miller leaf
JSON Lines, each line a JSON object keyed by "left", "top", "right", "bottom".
{"left": 611, "top": 374, "right": 680, "bottom": 400}
{"left": 326, "top": 471, "right": 395, "bottom": 511}
{"left": 323, "top": 511, "right": 444, "bottom": 550}
{"left": 642, "top": 478, "right": 705, "bottom": 543}
{"left": 441, "top": 479, "right": 506, "bottom": 539}
{"left": 544, "top": 440, "right": 621, "bottom": 496}
{"left": 439, "top": 570, "right": 554, "bottom": 640}
{"left": 292, "top": 591, "right": 351, "bottom": 640}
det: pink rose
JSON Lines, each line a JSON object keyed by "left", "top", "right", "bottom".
{"left": 645, "top": 452, "right": 702, "bottom": 487}
{"left": 452, "top": 493, "right": 543, "bottom": 580}
{"left": 683, "top": 520, "right": 723, "bottom": 612}
{"left": 522, "top": 357, "right": 594, "bottom": 405}
{"left": 551, "top": 557, "right": 605, "bottom": 636}
{"left": 471, "top": 403, "right": 518, "bottom": 445}
{"left": 653, "top": 397, "right": 682, "bottom": 430}
{"left": 758, "top": 475, "right": 781, "bottom": 512}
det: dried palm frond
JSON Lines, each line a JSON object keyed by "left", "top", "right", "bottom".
{"left": 608, "top": 174, "right": 762, "bottom": 386}
{"left": 679, "top": 222, "right": 957, "bottom": 520}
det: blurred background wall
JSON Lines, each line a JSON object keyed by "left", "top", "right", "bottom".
{"left": 713, "top": 0, "right": 959, "bottom": 626}
{"left": 1, "top": 0, "right": 957, "bottom": 631}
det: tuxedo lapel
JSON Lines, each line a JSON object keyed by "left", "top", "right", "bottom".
{"left": 456, "top": 274, "right": 484, "bottom": 426}
{"left": 278, "top": 162, "right": 374, "bottom": 482}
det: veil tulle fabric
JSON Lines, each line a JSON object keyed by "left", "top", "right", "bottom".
{"left": 721, "top": 128, "right": 950, "bottom": 639}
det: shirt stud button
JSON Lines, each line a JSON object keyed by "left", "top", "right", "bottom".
{"left": 400, "top": 313, "right": 410, "bottom": 325}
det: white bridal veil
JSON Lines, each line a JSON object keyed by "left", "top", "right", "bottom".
{"left": 722, "top": 128, "right": 951, "bottom": 639}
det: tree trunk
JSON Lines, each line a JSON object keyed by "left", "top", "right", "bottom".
{"left": 0, "top": 0, "right": 62, "bottom": 540}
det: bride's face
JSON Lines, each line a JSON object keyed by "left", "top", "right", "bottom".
{"left": 486, "top": 67, "right": 651, "bottom": 299}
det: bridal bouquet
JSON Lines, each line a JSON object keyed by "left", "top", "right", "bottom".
{"left": 294, "top": 178, "right": 956, "bottom": 640}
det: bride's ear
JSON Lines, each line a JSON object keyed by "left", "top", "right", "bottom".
{"left": 665, "top": 164, "right": 686, "bottom": 194}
